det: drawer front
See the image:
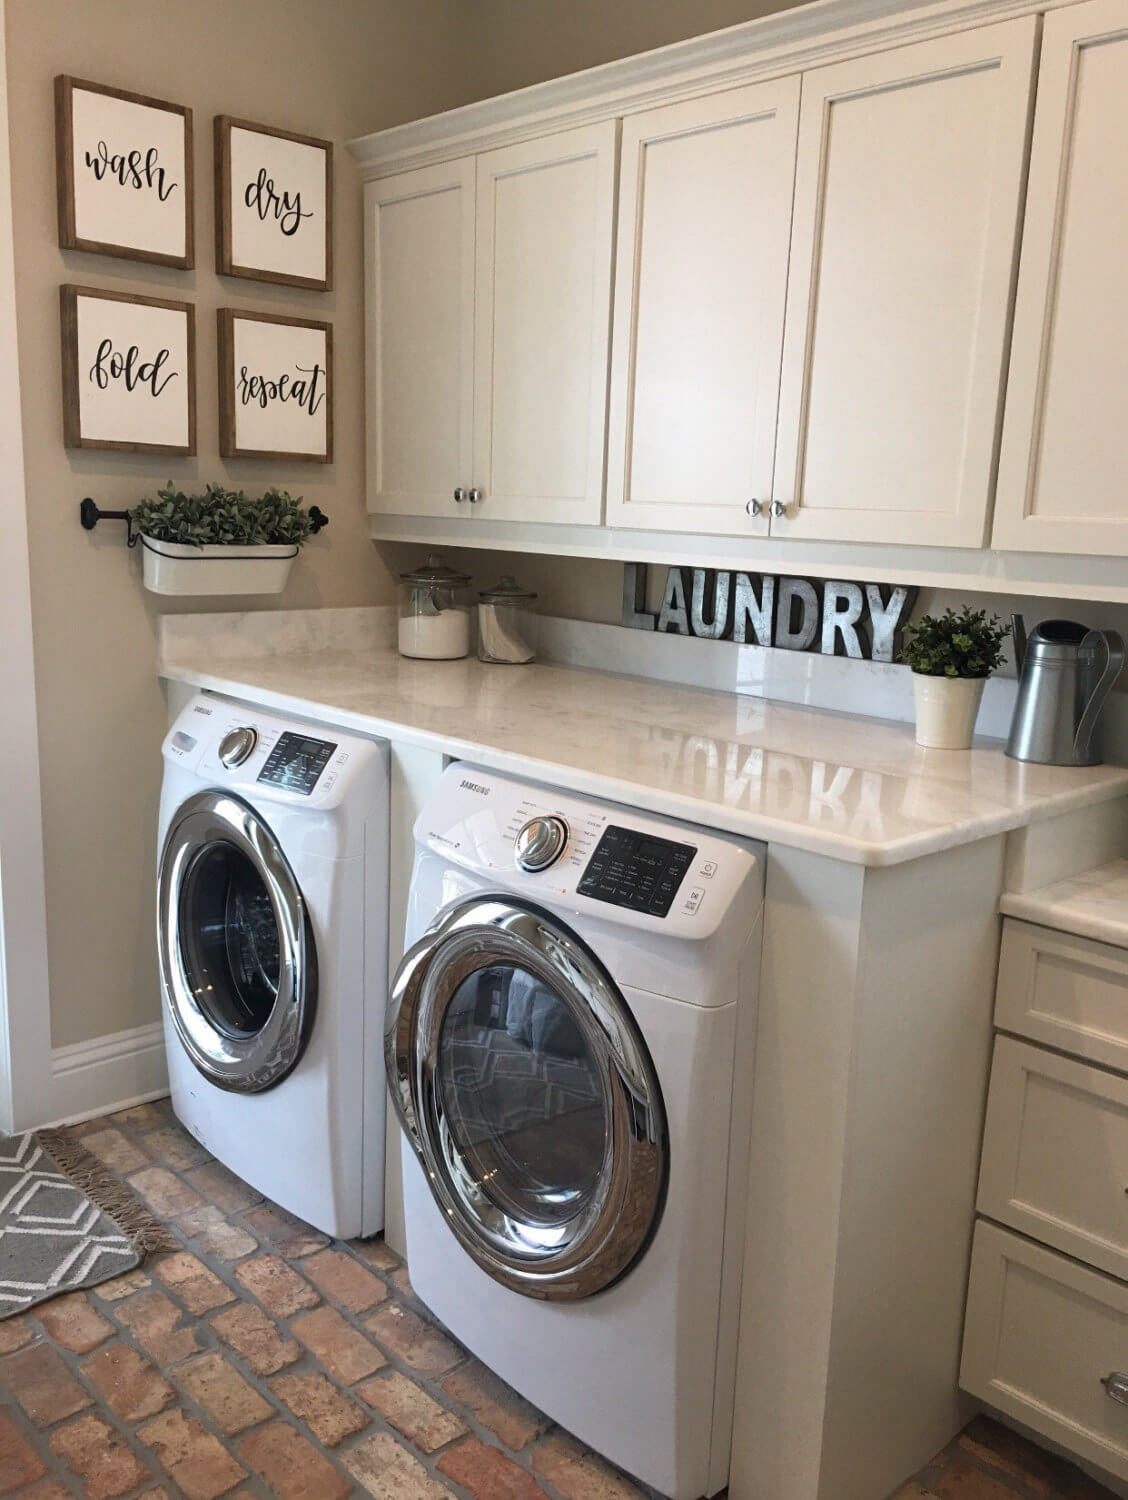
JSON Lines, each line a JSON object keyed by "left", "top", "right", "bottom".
{"left": 997, "top": 918, "right": 1128, "bottom": 1071}
{"left": 962, "top": 1220, "right": 1128, "bottom": 1482}
{"left": 979, "top": 1036, "right": 1128, "bottom": 1279}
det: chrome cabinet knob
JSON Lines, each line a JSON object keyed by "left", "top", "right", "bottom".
{"left": 468, "top": 488, "right": 482, "bottom": 504}
{"left": 769, "top": 499, "right": 786, "bottom": 519}
{"left": 453, "top": 487, "right": 467, "bottom": 503}
{"left": 514, "top": 815, "right": 569, "bottom": 873}
{"left": 218, "top": 726, "right": 257, "bottom": 770}
{"left": 1102, "top": 1373, "right": 1128, "bottom": 1406}
{"left": 746, "top": 499, "right": 762, "bottom": 517}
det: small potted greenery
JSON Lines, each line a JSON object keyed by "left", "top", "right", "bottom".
{"left": 899, "top": 606, "right": 1010, "bottom": 749}
{"left": 130, "top": 483, "right": 315, "bottom": 597}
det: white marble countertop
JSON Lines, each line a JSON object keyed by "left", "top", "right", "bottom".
{"left": 158, "top": 636, "right": 1128, "bottom": 867}
{"left": 1001, "top": 858, "right": 1128, "bottom": 948}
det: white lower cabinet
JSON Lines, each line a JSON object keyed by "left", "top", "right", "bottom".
{"left": 965, "top": 916, "right": 1128, "bottom": 1482}
{"left": 963, "top": 1221, "right": 1128, "bottom": 1483}
{"left": 992, "top": 0, "right": 1128, "bottom": 556}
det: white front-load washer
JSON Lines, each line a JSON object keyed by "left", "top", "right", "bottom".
{"left": 157, "top": 691, "right": 388, "bottom": 1239}
{"left": 387, "top": 764, "right": 764, "bottom": 1500}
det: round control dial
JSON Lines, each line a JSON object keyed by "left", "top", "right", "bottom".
{"left": 218, "top": 726, "right": 257, "bottom": 770}
{"left": 514, "top": 815, "right": 569, "bottom": 873}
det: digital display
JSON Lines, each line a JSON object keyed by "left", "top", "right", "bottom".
{"left": 257, "top": 732, "right": 337, "bottom": 796}
{"left": 577, "top": 825, "right": 696, "bottom": 918}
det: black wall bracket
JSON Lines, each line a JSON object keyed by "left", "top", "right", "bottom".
{"left": 79, "top": 498, "right": 330, "bottom": 548}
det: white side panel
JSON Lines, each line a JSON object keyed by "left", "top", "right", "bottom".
{"left": 606, "top": 78, "right": 798, "bottom": 536}
{"left": 774, "top": 19, "right": 1037, "bottom": 547}
{"left": 472, "top": 122, "right": 616, "bottom": 526}
{"left": 366, "top": 162, "right": 475, "bottom": 518}
{"left": 993, "top": 0, "right": 1128, "bottom": 555}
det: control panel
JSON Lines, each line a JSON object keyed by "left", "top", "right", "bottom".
{"left": 258, "top": 732, "right": 338, "bottom": 797}
{"left": 577, "top": 825, "right": 696, "bottom": 918}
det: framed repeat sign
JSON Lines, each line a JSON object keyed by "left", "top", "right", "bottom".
{"left": 218, "top": 308, "right": 332, "bottom": 462}
{"left": 60, "top": 285, "right": 196, "bottom": 454}
{"left": 215, "top": 116, "right": 332, "bottom": 290}
{"left": 55, "top": 76, "right": 193, "bottom": 268}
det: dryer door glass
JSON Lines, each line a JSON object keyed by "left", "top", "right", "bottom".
{"left": 388, "top": 897, "right": 668, "bottom": 1301}
{"left": 436, "top": 962, "right": 608, "bottom": 1230}
{"left": 158, "top": 791, "right": 317, "bottom": 1094}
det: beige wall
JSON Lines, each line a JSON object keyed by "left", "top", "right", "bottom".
{"left": 4, "top": 0, "right": 474, "bottom": 1047}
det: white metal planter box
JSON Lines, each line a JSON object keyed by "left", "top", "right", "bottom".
{"left": 140, "top": 536, "right": 299, "bottom": 597}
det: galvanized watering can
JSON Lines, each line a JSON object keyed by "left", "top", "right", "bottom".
{"left": 1006, "top": 617, "right": 1125, "bottom": 766}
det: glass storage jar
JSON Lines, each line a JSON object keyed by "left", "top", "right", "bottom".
{"left": 477, "top": 576, "right": 538, "bottom": 664}
{"left": 398, "top": 554, "right": 472, "bottom": 660}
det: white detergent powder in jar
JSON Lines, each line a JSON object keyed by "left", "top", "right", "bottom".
{"left": 397, "top": 554, "right": 471, "bottom": 660}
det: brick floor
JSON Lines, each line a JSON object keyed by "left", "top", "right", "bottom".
{"left": 0, "top": 1097, "right": 1115, "bottom": 1499}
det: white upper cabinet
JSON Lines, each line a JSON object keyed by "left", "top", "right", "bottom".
{"left": 993, "top": 0, "right": 1128, "bottom": 556}
{"left": 472, "top": 123, "right": 617, "bottom": 525}
{"left": 366, "top": 161, "right": 475, "bottom": 518}
{"left": 772, "top": 20, "right": 1038, "bottom": 547}
{"left": 606, "top": 80, "right": 800, "bottom": 536}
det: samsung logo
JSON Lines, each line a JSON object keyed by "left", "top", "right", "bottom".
{"left": 459, "top": 779, "right": 490, "bottom": 795}
{"left": 192, "top": 704, "right": 213, "bottom": 715}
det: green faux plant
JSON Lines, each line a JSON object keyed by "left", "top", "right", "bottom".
{"left": 899, "top": 607, "right": 1010, "bottom": 679}
{"left": 130, "top": 482, "right": 314, "bottom": 548}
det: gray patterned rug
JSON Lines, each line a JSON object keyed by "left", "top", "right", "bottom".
{"left": 0, "top": 1130, "right": 171, "bottom": 1318}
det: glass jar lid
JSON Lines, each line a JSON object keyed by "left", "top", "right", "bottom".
{"left": 479, "top": 574, "right": 537, "bottom": 603}
{"left": 400, "top": 553, "right": 471, "bottom": 588}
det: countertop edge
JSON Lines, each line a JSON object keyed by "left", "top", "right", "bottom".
{"left": 159, "top": 663, "right": 1128, "bottom": 870}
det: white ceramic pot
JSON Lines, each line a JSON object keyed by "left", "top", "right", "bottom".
{"left": 140, "top": 537, "right": 298, "bottom": 597}
{"left": 911, "top": 673, "right": 986, "bottom": 750}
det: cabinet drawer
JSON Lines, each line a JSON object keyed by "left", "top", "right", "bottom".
{"left": 980, "top": 1036, "right": 1128, "bottom": 1278}
{"left": 996, "top": 918, "right": 1128, "bottom": 1071}
{"left": 962, "top": 1220, "right": 1128, "bottom": 1482}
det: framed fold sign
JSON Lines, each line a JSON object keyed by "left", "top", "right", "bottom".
{"left": 215, "top": 116, "right": 332, "bottom": 289}
{"left": 218, "top": 308, "right": 332, "bottom": 462}
{"left": 55, "top": 76, "right": 193, "bottom": 267}
{"left": 60, "top": 284, "right": 196, "bottom": 455}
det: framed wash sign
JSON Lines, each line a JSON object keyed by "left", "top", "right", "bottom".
{"left": 60, "top": 285, "right": 195, "bottom": 454}
{"left": 218, "top": 308, "right": 332, "bottom": 462}
{"left": 55, "top": 76, "right": 193, "bottom": 267}
{"left": 215, "top": 116, "right": 332, "bottom": 289}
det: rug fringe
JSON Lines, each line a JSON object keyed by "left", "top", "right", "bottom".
{"left": 37, "top": 1129, "right": 178, "bottom": 1257}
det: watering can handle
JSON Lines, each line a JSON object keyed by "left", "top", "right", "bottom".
{"left": 1074, "top": 630, "right": 1126, "bottom": 762}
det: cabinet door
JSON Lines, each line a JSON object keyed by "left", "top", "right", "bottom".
{"left": 992, "top": 0, "right": 1128, "bottom": 556}
{"left": 606, "top": 80, "right": 799, "bottom": 537}
{"left": 773, "top": 20, "right": 1037, "bottom": 547}
{"left": 365, "top": 162, "right": 475, "bottom": 518}
{"left": 472, "top": 122, "right": 617, "bottom": 525}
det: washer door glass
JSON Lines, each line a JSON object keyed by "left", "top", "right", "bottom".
{"left": 158, "top": 791, "right": 317, "bottom": 1094}
{"left": 437, "top": 962, "right": 609, "bottom": 1235}
{"left": 177, "top": 841, "right": 282, "bottom": 1039}
{"left": 388, "top": 897, "right": 667, "bottom": 1301}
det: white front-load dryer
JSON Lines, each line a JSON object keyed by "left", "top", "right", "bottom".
{"left": 387, "top": 764, "right": 764, "bottom": 1500}
{"left": 157, "top": 691, "right": 388, "bottom": 1238}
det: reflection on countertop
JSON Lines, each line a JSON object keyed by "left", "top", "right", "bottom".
{"left": 158, "top": 642, "right": 1128, "bottom": 867}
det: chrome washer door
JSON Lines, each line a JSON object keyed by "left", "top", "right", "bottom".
{"left": 158, "top": 791, "right": 317, "bottom": 1093}
{"left": 388, "top": 896, "right": 668, "bottom": 1301}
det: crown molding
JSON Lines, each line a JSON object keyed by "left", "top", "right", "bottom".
{"left": 348, "top": 0, "right": 1054, "bottom": 177}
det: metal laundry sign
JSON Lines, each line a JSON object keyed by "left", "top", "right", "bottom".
{"left": 621, "top": 563, "right": 917, "bottom": 662}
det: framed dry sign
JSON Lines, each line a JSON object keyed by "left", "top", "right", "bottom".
{"left": 218, "top": 308, "right": 332, "bottom": 462}
{"left": 55, "top": 76, "right": 193, "bottom": 267}
{"left": 61, "top": 285, "right": 195, "bottom": 455}
{"left": 215, "top": 116, "right": 332, "bottom": 289}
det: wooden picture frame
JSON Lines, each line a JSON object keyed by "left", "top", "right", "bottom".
{"left": 61, "top": 284, "right": 196, "bottom": 454}
{"left": 214, "top": 116, "right": 332, "bottom": 290}
{"left": 218, "top": 307, "right": 332, "bottom": 463}
{"left": 55, "top": 76, "right": 193, "bottom": 268}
